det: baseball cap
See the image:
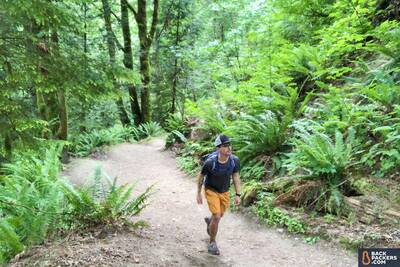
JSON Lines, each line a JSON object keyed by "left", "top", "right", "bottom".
{"left": 214, "top": 134, "right": 231, "bottom": 147}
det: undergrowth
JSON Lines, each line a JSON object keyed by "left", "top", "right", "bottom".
{"left": 0, "top": 144, "right": 151, "bottom": 264}
{"left": 253, "top": 192, "right": 306, "bottom": 234}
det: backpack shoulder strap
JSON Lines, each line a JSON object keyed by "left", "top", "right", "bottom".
{"left": 209, "top": 153, "right": 218, "bottom": 171}
{"left": 230, "top": 155, "right": 237, "bottom": 171}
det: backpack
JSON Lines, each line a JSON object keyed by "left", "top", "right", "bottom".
{"left": 201, "top": 151, "right": 236, "bottom": 173}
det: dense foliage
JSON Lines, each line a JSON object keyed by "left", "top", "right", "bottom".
{"left": 1, "top": 0, "right": 399, "bottom": 260}
{"left": 166, "top": 0, "right": 400, "bottom": 230}
{"left": 0, "top": 145, "right": 151, "bottom": 263}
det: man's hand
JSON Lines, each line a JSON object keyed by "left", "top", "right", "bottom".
{"left": 196, "top": 192, "right": 203, "bottom": 205}
{"left": 234, "top": 195, "right": 241, "bottom": 206}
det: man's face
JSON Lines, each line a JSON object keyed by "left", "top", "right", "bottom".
{"left": 218, "top": 143, "right": 232, "bottom": 156}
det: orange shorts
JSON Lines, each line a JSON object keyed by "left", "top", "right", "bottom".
{"left": 205, "top": 189, "right": 230, "bottom": 215}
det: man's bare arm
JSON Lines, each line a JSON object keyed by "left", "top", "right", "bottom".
{"left": 196, "top": 173, "right": 205, "bottom": 204}
{"left": 197, "top": 173, "right": 205, "bottom": 194}
{"left": 232, "top": 172, "right": 241, "bottom": 195}
{"left": 232, "top": 172, "right": 241, "bottom": 205}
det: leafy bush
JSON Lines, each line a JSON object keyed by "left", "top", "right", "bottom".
{"left": 285, "top": 127, "right": 357, "bottom": 179}
{"left": 70, "top": 126, "right": 126, "bottom": 157}
{"left": 228, "top": 111, "right": 287, "bottom": 164}
{"left": 355, "top": 21, "right": 400, "bottom": 110}
{"left": 0, "top": 144, "right": 152, "bottom": 264}
{"left": 62, "top": 167, "right": 152, "bottom": 227}
{"left": 70, "top": 122, "right": 164, "bottom": 157}
{"left": 0, "top": 145, "right": 66, "bottom": 263}
{"left": 279, "top": 44, "right": 324, "bottom": 91}
{"left": 240, "top": 160, "right": 266, "bottom": 181}
{"left": 284, "top": 124, "right": 359, "bottom": 214}
{"left": 165, "top": 114, "right": 190, "bottom": 148}
{"left": 360, "top": 70, "right": 400, "bottom": 109}
{"left": 165, "top": 114, "right": 190, "bottom": 135}
{"left": 68, "top": 100, "right": 121, "bottom": 137}
{"left": 253, "top": 192, "right": 306, "bottom": 234}
{"left": 185, "top": 99, "right": 229, "bottom": 135}
{"left": 121, "top": 126, "right": 142, "bottom": 142}
{"left": 179, "top": 141, "right": 211, "bottom": 158}
{"left": 166, "top": 130, "right": 188, "bottom": 148}
{"left": 176, "top": 156, "right": 200, "bottom": 176}
{"left": 240, "top": 180, "right": 265, "bottom": 207}
{"left": 361, "top": 105, "right": 400, "bottom": 177}
{"left": 137, "top": 122, "right": 164, "bottom": 139}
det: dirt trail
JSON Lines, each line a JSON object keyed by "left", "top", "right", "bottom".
{"left": 28, "top": 139, "right": 357, "bottom": 266}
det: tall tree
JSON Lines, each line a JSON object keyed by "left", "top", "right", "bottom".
{"left": 170, "top": 3, "right": 181, "bottom": 114}
{"left": 124, "top": 0, "right": 159, "bottom": 122}
{"left": 121, "top": 0, "right": 143, "bottom": 125}
{"left": 51, "top": 31, "right": 69, "bottom": 163}
{"left": 101, "top": 0, "right": 130, "bottom": 126}
{"left": 151, "top": 0, "right": 196, "bottom": 120}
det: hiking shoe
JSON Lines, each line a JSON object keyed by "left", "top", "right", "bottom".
{"left": 204, "top": 217, "right": 211, "bottom": 236}
{"left": 208, "top": 242, "right": 220, "bottom": 255}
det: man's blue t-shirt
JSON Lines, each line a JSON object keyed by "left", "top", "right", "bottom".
{"left": 201, "top": 155, "right": 240, "bottom": 193}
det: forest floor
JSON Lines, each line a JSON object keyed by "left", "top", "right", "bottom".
{"left": 11, "top": 139, "right": 357, "bottom": 267}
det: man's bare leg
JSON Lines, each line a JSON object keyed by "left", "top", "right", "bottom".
{"left": 209, "top": 213, "right": 222, "bottom": 243}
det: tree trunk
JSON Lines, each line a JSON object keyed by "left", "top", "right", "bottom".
{"left": 121, "top": 0, "right": 142, "bottom": 125}
{"left": 4, "top": 133, "right": 12, "bottom": 162}
{"left": 152, "top": 37, "right": 162, "bottom": 121}
{"left": 135, "top": 0, "right": 159, "bottom": 122}
{"left": 51, "top": 31, "right": 69, "bottom": 163}
{"left": 83, "top": 3, "right": 88, "bottom": 54}
{"left": 56, "top": 89, "right": 69, "bottom": 163}
{"left": 171, "top": 57, "right": 178, "bottom": 114}
{"left": 36, "top": 91, "right": 49, "bottom": 122}
{"left": 116, "top": 98, "right": 130, "bottom": 125}
{"left": 375, "top": 0, "right": 400, "bottom": 22}
{"left": 171, "top": 5, "right": 181, "bottom": 114}
{"left": 139, "top": 47, "right": 151, "bottom": 122}
{"left": 46, "top": 92, "right": 61, "bottom": 138}
{"left": 102, "top": 0, "right": 130, "bottom": 126}
{"left": 26, "top": 21, "right": 48, "bottom": 138}
{"left": 137, "top": 0, "right": 150, "bottom": 122}
{"left": 56, "top": 90, "right": 67, "bottom": 142}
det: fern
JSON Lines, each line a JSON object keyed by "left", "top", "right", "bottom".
{"left": 284, "top": 125, "right": 359, "bottom": 214}
{"left": 361, "top": 106, "right": 400, "bottom": 176}
{"left": 187, "top": 99, "right": 229, "bottom": 135}
{"left": 176, "top": 156, "right": 200, "bottom": 176}
{"left": 166, "top": 130, "right": 187, "bottom": 147}
{"left": 240, "top": 160, "right": 266, "bottom": 181}
{"left": 62, "top": 168, "right": 152, "bottom": 227}
{"left": 70, "top": 125, "right": 139, "bottom": 157}
{"left": 165, "top": 113, "right": 190, "bottom": 135}
{"left": 138, "top": 122, "right": 164, "bottom": 139}
{"left": 286, "top": 123, "right": 358, "bottom": 178}
{"left": 0, "top": 219, "right": 24, "bottom": 253}
{"left": 327, "top": 185, "right": 344, "bottom": 215}
{"left": 0, "top": 144, "right": 65, "bottom": 262}
{"left": 125, "top": 126, "right": 141, "bottom": 141}
{"left": 228, "top": 111, "right": 287, "bottom": 164}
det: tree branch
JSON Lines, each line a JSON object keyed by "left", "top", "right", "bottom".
{"left": 111, "top": 30, "right": 124, "bottom": 52}
{"left": 110, "top": 9, "right": 121, "bottom": 24}
{"left": 148, "top": 0, "right": 159, "bottom": 45}
{"left": 155, "top": 2, "right": 173, "bottom": 41}
{"left": 122, "top": 0, "right": 138, "bottom": 20}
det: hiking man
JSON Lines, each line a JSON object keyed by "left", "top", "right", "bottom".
{"left": 196, "top": 134, "right": 241, "bottom": 255}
